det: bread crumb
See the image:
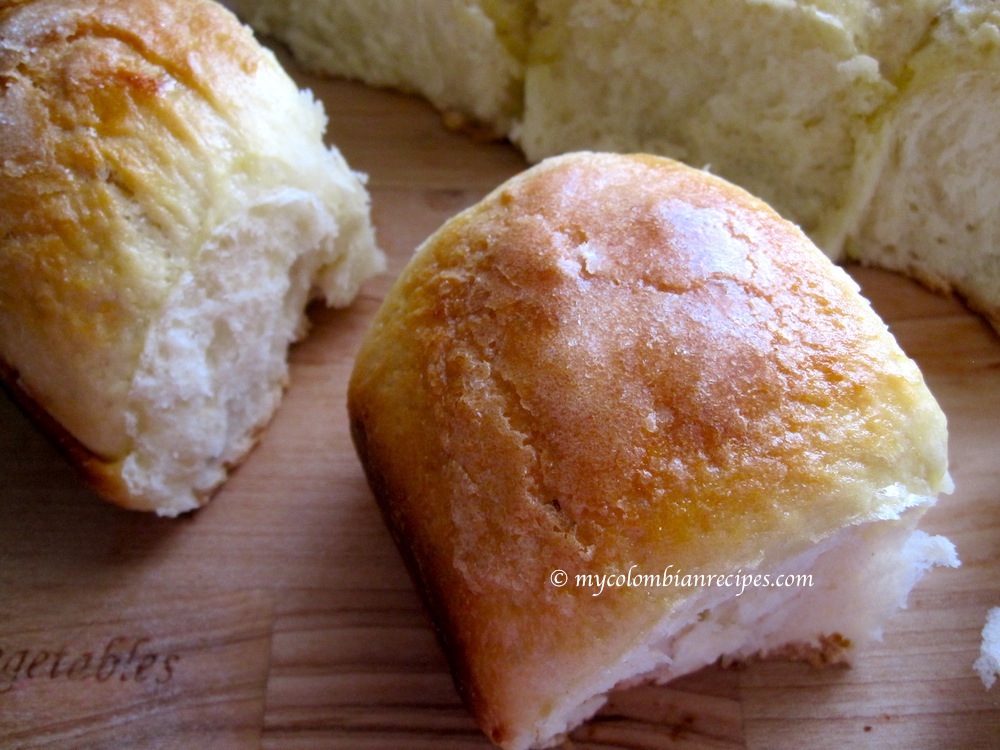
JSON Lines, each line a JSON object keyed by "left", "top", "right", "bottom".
{"left": 974, "top": 607, "right": 1000, "bottom": 689}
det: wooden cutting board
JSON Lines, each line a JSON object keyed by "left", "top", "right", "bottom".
{"left": 1, "top": 45, "right": 998, "bottom": 750}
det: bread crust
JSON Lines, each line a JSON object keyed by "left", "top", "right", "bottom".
{"left": 348, "top": 152, "right": 950, "bottom": 747}
{"left": 0, "top": 355, "right": 265, "bottom": 512}
{"left": 0, "top": 357, "right": 133, "bottom": 508}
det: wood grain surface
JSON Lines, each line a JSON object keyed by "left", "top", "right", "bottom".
{"left": 1, "top": 42, "right": 999, "bottom": 750}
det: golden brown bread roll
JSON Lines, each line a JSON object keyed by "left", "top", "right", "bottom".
{"left": 348, "top": 152, "right": 958, "bottom": 749}
{"left": 0, "top": 0, "right": 383, "bottom": 514}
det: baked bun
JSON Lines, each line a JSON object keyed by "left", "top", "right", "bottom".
{"left": 232, "top": 0, "right": 1000, "bottom": 334}
{"left": 0, "top": 0, "right": 383, "bottom": 515}
{"left": 348, "top": 152, "right": 958, "bottom": 749}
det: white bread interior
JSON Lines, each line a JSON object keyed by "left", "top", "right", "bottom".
{"left": 121, "top": 188, "right": 379, "bottom": 515}
{"left": 228, "top": 0, "right": 1000, "bottom": 333}
{"left": 0, "top": 0, "right": 383, "bottom": 515}
{"left": 847, "top": 3, "right": 1000, "bottom": 331}
{"left": 227, "top": 0, "right": 530, "bottom": 134}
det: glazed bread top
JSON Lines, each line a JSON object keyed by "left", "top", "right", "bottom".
{"left": 348, "top": 152, "right": 950, "bottom": 745}
{"left": 0, "top": 0, "right": 374, "bottom": 463}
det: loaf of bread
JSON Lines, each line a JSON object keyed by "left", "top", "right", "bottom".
{"left": 0, "top": 0, "right": 383, "bottom": 515}
{"left": 348, "top": 152, "right": 959, "bottom": 749}
{"left": 230, "top": 0, "right": 1000, "bottom": 333}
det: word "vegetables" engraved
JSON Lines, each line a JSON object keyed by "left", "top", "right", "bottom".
{"left": 0, "top": 635, "right": 179, "bottom": 693}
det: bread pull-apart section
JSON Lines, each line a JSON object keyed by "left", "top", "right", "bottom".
{"left": 228, "top": 0, "right": 530, "bottom": 136}
{"left": 348, "top": 153, "right": 958, "bottom": 749}
{"left": 0, "top": 0, "right": 383, "bottom": 515}
{"left": 232, "top": 0, "right": 1000, "bottom": 334}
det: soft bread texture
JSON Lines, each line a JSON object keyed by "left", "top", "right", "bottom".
{"left": 348, "top": 153, "right": 957, "bottom": 750}
{"left": 228, "top": 0, "right": 531, "bottom": 135}
{"left": 848, "top": 3, "right": 1000, "bottom": 331}
{"left": 0, "top": 0, "right": 383, "bottom": 515}
{"left": 231, "top": 0, "right": 1000, "bottom": 334}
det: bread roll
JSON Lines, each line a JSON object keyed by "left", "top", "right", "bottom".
{"left": 348, "top": 152, "right": 958, "bottom": 749}
{"left": 0, "top": 0, "right": 383, "bottom": 515}
{"left": 230, "top": 0, "right": 1000, "bottom": 334}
